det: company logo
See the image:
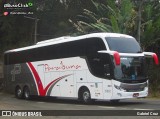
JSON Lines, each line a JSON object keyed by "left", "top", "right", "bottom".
{"left": 4, "top": 2, "right": 33, "bottom": 8}
{"left": 11, "top": 64, "right": 21, "bottom": 81}
{"left": 44, "top": 61, "right": 81, "bottom": 72}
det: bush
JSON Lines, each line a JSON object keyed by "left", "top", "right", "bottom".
{"left": 148, "top": 65, "right": 160, "bottom": 97}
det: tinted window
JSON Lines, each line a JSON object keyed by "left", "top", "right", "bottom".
{"left": 84, "top": 38, "right": 114, "bottom": 79}
{"left": 86, "top": 38, "right": 106, "bottom": 55}
{"left": 106, "top": 37, "right": 142, "bottom": 53}
{"left": 87, "top": 53, "right": 113, "bottom": 79}
{"left": 5, "top": 37, "right": 106, "bottom": 65}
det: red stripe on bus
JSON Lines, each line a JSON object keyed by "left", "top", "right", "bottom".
{"left": 27, "top": 62, "right": 45, "bottom": 96}
{"left": 44, "top": 74, "right": 72, "bottom": 94}
{"left": 27, "top": 62, "right": 72, "bottom": 96}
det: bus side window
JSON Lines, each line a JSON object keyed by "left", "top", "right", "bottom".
{"left": 99, "top": 53, "right": 112, "bottom": 78}
{"left": 85, "top": 37, "right": 112, "bottom": 79}
{"left": 86, "top": 38, "right": 106, "bottom": 55}
{"left": 104, "top": 64, "right": 111, "bottom": 77}
{"left": 87, "top": 53, "right": 112, "bottom": 79}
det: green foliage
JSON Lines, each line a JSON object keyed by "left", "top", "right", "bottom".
{"left": 140, "top": 1, "right": 160, "bottom": 49}
{"left": 70, "top": 0, "right": 135, "bottom": 34}
{"left": 148, "top": 66, "right": 160, "bottom": 97}
{"left": 0, "top": 0, "right": 75, "bottom": 53}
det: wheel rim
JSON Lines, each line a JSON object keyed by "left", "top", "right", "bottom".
{"left": 25, "top": 90, "right": 29, "bottom": 98}
{"left": 16, "top": 88, "right": 22, "bottom": 98}
{"left": 24, "top": 88, "right": 30, "bottom": 99}
{"left": 83, "top": 91, "right": 90, "bottom": 102}
{"left": 17, "top": 88, "right": 22, "bottom": 98}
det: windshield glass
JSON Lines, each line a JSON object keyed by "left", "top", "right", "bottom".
{"left": 114, "top": 57, "right": 147, "bottom": 80}
{"left": 106, "top": 37, "right": 142, "bottom": 53}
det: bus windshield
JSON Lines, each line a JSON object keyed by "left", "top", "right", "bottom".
{"left": 114, "top": 57, "right": 147, "bottom": 81}
{"left": 106, "top": 37, "right": 142, "bottom": 53}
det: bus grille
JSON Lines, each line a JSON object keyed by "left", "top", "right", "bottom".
{"left": 120, "top": 82, "right": 147, "bottom": 92}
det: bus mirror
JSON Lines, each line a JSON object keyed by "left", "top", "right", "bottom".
{"left": 98, "top": 50, "right": 121, "bottom": 65}
{"left": 113, "top": 51, "right": 121, "bottom": 65}
{"left": 152, "top": 53, "right": 159, "bottom": 65}
{"left": 143, "top": 52, "right": 159, "bottom": 65}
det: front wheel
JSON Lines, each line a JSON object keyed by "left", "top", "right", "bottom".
{"left": 81, "top": 89, "right": 92, "bottom": 104}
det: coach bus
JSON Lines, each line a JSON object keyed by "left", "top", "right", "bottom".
{"left": 4, "top": 33, "right": 159, "bottom": 103}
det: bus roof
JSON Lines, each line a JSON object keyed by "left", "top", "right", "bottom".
{"left": 5, "top": 33, "right": 133, "bottom": 53}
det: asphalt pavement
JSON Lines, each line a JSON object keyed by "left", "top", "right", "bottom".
{"left": 0, "top": 92, "right": 160, "bottom": 119}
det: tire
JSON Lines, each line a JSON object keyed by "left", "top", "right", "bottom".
{"left": 23, "top": 86, "right": 31, "bottom": 100}
{"left": 15, "top": 87, "right": 23, "bottom": 99}
{"left": 80, "top": 88, "right": 92, "bottom": 104}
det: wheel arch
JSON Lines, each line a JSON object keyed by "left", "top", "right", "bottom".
{"left": 23, "top": 84, "right": 30, "bottom": 91}
{"left": 15, "top": 84, "right": 23, "bottom": 99}
{"left": 78, "top": 86, "right": 91, "bottom": 99}
{"left": 15, "top": 84, "right": 22, "bottom": 93}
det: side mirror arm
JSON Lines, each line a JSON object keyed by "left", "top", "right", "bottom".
{"left": 143, "top": 52, "right": 159, "bottom": 65}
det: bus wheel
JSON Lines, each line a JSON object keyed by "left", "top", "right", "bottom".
{"left": 15, "top": 86, "right": 23, "bottom": 99}
{"left": 81, "top": 88, "right": 91, "bottom": 104}
{"left": 23, "top": 86, "right": 31, "bottom": 100}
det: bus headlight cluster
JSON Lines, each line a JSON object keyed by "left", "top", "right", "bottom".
{"left": 114, "top": 85, "right": 126, "bottom": 92}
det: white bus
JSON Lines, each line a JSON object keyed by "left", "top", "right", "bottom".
{"left": 4, "top": 33, "right": 159, "bottom": 103}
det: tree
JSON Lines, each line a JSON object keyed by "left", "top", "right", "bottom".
{"left": 69, "top": 0, "right": 135, "bottom": 35}
{"left": 139, "top": 0, "right": 160, "bottom": 50}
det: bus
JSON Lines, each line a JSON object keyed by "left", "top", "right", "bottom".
{"left": 4, "top": 33, "right": 159, "bottom": 103}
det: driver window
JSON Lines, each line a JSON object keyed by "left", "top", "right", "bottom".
{"left": 87, "top": 53, "right": 112, "bottom": 78}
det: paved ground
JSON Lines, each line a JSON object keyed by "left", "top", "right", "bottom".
{"left": 0, "top": 92, "right": 160, "bottom": 119}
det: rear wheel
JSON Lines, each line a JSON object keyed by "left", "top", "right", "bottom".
{"left": 15, "top": 87, "right": 23, "bottom": 99}
{"left": 23, "top": 86, "right": 31, "bottom": 100}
